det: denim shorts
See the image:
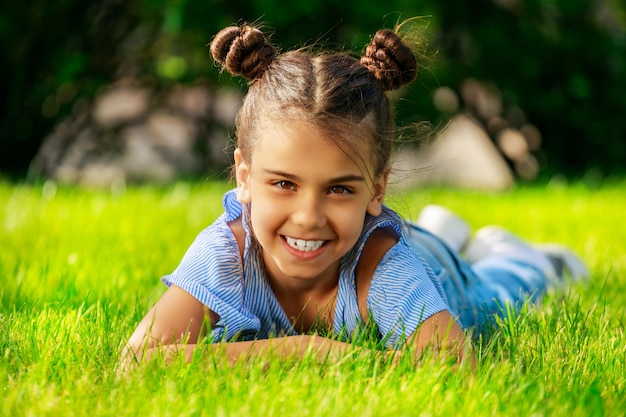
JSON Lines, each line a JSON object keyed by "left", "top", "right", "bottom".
{"left": 406, "top": 223, "right": 549, "bottom": 334}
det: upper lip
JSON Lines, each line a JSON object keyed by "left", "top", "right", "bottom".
{"left": 282, "top": 234, "right": 327, "bottom": 241}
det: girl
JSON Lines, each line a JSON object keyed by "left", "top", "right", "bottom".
{"left": 122, "top": 24, "right": 587, "bottom": 367}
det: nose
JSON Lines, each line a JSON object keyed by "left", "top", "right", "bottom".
{"left": 291, "top": 192, "right": 326, "bottom": 229}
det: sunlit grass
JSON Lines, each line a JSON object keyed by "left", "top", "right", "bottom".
{"left": 1, "top": 178, "right": 624, "bottom": 416}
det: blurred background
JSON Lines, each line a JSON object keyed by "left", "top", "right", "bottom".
{"left": 1, "top": 0, "right": 624, "bottom": 188}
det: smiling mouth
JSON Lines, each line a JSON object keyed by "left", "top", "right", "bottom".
{"left": 284, "top": 236, "right": 325, "bottom": 252}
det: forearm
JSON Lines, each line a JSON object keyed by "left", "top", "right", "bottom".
{"left": 216, "top": 334, "right": 356, "bottom": 363}
{"left": 411, "top": 335, "right": 476, "bottom": 368}
{"left": 403, "top": 311, "right": 477, "bottom": 368}
{"left": 121, "top": 334, "right": 357, "bottom": 369}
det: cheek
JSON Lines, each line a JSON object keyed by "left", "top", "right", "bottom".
{"left": 249, "top": 196, "right": 281, "bottom": 234}
{"left": 332, "top": 206, "right": 367, "bottom": 242}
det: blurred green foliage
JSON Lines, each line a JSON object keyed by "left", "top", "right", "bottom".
{"left": 1, "top": 0, "right": 624, "bottom": 178}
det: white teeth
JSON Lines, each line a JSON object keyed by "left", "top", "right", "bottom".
{"left": 285, "top": 236, "right": 324, "bottom": 252}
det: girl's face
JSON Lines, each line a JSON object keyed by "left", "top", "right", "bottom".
{"left": 234, "top": 119, "right": 388, "bottom": 287}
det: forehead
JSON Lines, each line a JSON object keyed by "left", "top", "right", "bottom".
{"left": 252, "top": 116, "right": 375, "bottom": 169}
{"left": 251, "top": 118, "right": 375, "bottom": 179}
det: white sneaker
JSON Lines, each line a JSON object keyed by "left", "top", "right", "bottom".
{"left": 464, "top": 225, "right": 530, "bottom": 264}
{"left": 536, "top": 244, "right": 589, "bottom": 282}
{"left": 415, "top": 204, "right": 472, "bottom": 252}
{"left": 464, "top": 225, "right": 588, "bottom": 284}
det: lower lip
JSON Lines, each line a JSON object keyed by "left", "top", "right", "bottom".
{"left": 281, "top": 236, "right": 328, "bottom": 259}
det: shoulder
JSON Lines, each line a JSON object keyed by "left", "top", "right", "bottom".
{"left": 163, "top": 190, "right": 245, "bottom": 287}
{"left": 354, "top": 205, "right": 406, "bottom": 278}
{"left": 353, "top": 226, "right": 398, "bottom": 322}
{"left": 366, "top": 237, "right": 449, "bottom": 348}
{"left": 164, "top": 214, "right": 241, "bottom": 284}
{"left": 367, "top": 235, "right": 448, "bottom": 312}
{"left": 355, "top": 227, "right": 399, "bottom": 292}
{"left": 180, "top": 188, "right": 244, "bottom": 260}
{"left": 161, "top": 210, "right": 250, "bottom": 332}
{"left": 188, "top": 214, "right": 239, "bottom": 254}
{"left": 353, "top": 205, "right": 406, "bottom": 320}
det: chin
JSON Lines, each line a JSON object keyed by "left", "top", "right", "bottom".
{"left": 275, "top": 258, "right": 340, "bottom": 281}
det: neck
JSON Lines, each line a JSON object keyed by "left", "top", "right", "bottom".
{"left": 263, "top": 256, "right": 340, "bottom": 333}
{"left": 266, "top": 263, "right": 340, "bottom": 304}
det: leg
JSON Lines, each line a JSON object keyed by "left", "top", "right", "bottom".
{"left": 411, "top": 206, "right": 588, "bottom": 334}
{"left": 462, "top": 225, "right": 588, "bottom": 332}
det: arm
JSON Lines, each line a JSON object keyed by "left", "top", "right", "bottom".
{"left": 121, "top": 284, "right": 215, "bottom": 367}
{"left": 120, "top": 285, "right": 355, "bottom": 370}
{"left": 359, "top": 229, "right": 475, "bottom": 367}
{"left": 403, "top": 310, "right": 476, "bottom": 368}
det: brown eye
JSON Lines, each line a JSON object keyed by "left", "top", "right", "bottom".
{"left": 274, "top": 181, "right": 296, "bottom": 191}
{"left": 328, "top": 186, "right": 351, "bottom": 194}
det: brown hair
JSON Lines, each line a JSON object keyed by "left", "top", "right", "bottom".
{"left": 210, "top": 24, "right": 418, "bottom": 179}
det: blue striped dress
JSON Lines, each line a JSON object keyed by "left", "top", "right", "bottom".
{"left": 162, "top": 189, "right": 450, "bottom": 348}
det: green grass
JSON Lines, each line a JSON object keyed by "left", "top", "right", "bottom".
{"left": 1, "top": 178, "right": 625, "bottom": 416}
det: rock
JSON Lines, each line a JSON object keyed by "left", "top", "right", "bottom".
{"left": 79, "top": 161, "right": 126, "bottom": 188}
{"left": 213, "top": 89, "right": 241, "bottom": 126}
{"left": 390, "top": 115, "right": 515, "bottom": 192}
{"left": 93, "top": 86, "right": 150, "bottom": 128}
{"left": 520, "top": 124, "right": 542, "bottom": 151}
{"left": 433, "top": 87, "right": 460, "bottom": 114}
{"left": 166, "top": 85, "right": 212, "bottom": 119}
{"left": 147, "top": 111, "right": 196, "bottom": 154}
{"left": 460, "top": 79, "right": 502, "bottom": 122}
{"left": 514, "top": 154, "right": 540, "bottom": 180}
{"left": 121, "top": 125, "right": 176, "bottom": 182}
{"left": 496, "top": 128, "right": 529, "bottom": 161}
{"left": 206, "top": 128, "right": 234, "bottom": 170}
{"left": 30, "top": 81, "right": 239, "bottom": 188}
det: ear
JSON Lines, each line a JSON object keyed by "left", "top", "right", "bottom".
{"left": 234, "top": 148, "right": 251, "bottom": 204}
{"left": 366, "top": 168, "right": 390, "bottom": 217}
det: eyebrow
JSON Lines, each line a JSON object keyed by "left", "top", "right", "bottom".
{"left": 263, "top": 169, "right": 366, "bottom": 184}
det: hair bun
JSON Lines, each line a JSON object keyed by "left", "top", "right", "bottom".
{"left": 210, "top": 25, "right": 277, "bottom": 80}
{"left": 360, "top": 29, "right": 418, "bottom": 91}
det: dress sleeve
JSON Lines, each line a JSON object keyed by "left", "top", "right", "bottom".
{"left": 367, "top": 239, "right": 450, "bottom": 349}
{"left": 161, "top": 216, "right": 260, "bottom": 341}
